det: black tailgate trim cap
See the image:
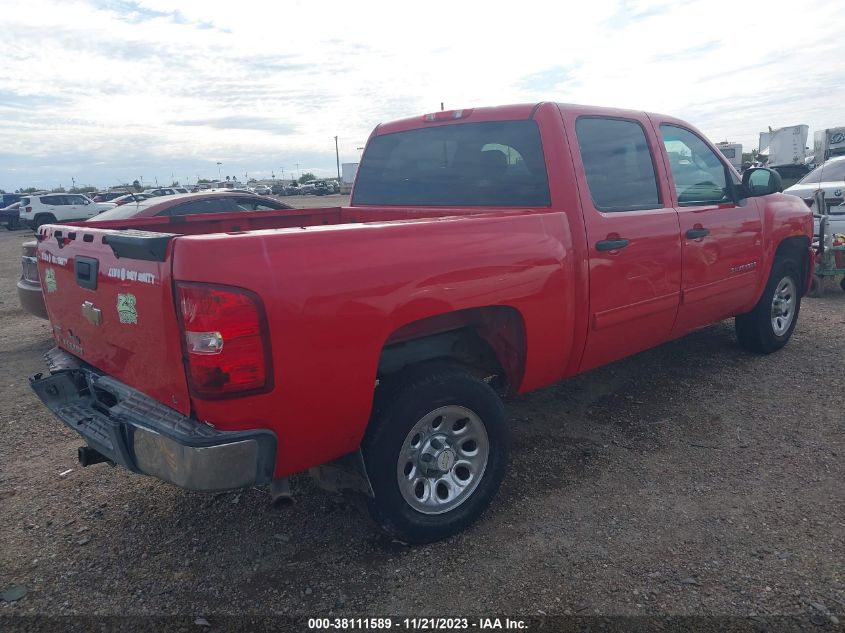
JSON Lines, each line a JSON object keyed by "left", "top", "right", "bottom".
{"left": 105, "top": 230, "right": 177, "bottom": 262}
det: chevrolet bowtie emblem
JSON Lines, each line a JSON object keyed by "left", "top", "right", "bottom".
{"left": 82, "top": 301, "right": 102, "bottom": 326}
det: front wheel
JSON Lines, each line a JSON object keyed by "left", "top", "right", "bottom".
{"left": 362, "top": 364, "right": 509, "bottom": 544}
{"left": 735, "top": 259, "right": 802, "bottom": 354}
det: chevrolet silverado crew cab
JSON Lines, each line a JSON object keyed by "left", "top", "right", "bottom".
{"left": 30, "top": 103, "right": 813, "bottom": 543}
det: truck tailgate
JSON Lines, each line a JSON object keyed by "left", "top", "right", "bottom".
{"left": 37, "top": 226, "right": 191, "bottom": 416}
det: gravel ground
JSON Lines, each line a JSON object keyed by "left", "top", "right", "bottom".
{"left": 0, "top": 214, "right": 843, "bottom": 626}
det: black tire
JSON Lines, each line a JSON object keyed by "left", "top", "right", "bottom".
{"left": 735, "top": 258, "right": 802, "bottom": 354}
{"left": 840, "top": 276, "right": 845, "bottom": 293}
{"left": 808, "top": 274, "right": 823, "bottom": 298}
{"left": 33, "top": 214, "right": 56, "bottom": 230}
{"left": 362, "top": 363, "right": 509, "bottom": 544}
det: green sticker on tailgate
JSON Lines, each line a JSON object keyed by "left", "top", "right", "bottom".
{"left": 117, "top": 293, "right": 138, "bottom": 324}
{"left": 44, "top": 268, "right": 57, "bottom": 293}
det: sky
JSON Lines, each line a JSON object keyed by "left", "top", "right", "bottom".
{"left": 1, "top": 0, "right": 844, "bottom": 192}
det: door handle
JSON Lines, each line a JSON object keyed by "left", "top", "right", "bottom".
{"left": 685, "top": 227, "right": 710, "bottom": 239}
{"left": 595, "top": 238, "right": 630, "bottom": 251}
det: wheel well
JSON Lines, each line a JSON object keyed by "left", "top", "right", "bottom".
{"left": 33, "top": 213, "right": 56, "bottom": 225}
{"left": 774, "top": 235, "right": 810, "bottom": 285}
{"left": 378, "top": 306, "right": 526, "bottom": 393}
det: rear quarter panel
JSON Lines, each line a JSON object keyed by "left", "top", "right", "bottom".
{"left": 172, "top": 211, "right": 576, "bottom": 477}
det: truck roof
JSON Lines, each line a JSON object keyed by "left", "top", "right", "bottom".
{"left": 373, "top": 102, "right": 678, "bottom": 136}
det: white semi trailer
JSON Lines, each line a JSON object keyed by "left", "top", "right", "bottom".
{"left": 813, "top": 128, "right": 845, "bottom": 165}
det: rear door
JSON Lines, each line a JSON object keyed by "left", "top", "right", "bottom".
{"left": 653, "top": 121, "right": 764, "bottom": 334}
{"left": 37, "top": 226, "right": 191, "bottom": 415}
{"left": 561, "top": 111, "right": 682, "bottom": 372}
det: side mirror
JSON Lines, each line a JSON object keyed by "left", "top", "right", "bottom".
{"left": 741, "top": 167, "right": 783, "bottom": 197}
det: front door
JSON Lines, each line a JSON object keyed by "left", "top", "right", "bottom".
{"left": 653, "top": 122, "right": 764, "bottom": 335}
{"left": 562, "top": 112, "right": 682, "bottom": 373}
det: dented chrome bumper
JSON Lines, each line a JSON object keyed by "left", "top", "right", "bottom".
{"left": 30, "top": 348, "right": 276, "bottom": 491}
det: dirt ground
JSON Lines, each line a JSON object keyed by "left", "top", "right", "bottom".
{"left": 0, "top": 209, "right": 843, "bottom": 625}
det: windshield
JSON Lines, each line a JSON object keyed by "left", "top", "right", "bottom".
{"left": 352, "top": 120, "right": 550, "bottom": 207}
{"left": 798, "top": 159, "right": 845, "bottom": 184}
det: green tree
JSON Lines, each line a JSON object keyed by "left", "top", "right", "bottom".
{"left": 17, "top": 187, "right": 38, "bottom": 194}
{"left": 298, "top": 172, "right": 316, "bottom": 184}
{"left": 51, "top": 187, "right": 66, "bottom": 193}
{"left": 132, "top": 180, "right": 142, "bottom": 191}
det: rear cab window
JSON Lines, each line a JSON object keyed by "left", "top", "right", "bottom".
{"left": 353, "top": 120, "right": 551, "bottom": 207}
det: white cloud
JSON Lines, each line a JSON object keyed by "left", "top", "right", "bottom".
{"left": 0, "top": 0, "right": 843, "bottom": 189}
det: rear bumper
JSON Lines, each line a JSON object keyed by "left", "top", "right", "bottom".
{"left": 17, "top": 278, "right": 48, "bottom": 319}
{"left": 30, "top": 348, "right": 277, "bottom": 491}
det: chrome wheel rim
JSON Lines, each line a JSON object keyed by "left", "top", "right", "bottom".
{"left": 396, "top": 405, "right": 489, "bottom": 515}
{"left": 771, "top": 276, "right": 796, "bottom": 336}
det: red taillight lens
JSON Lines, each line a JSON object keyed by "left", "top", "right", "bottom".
{"left": 25, "top": 206, "right": 32, "bottom": 213}
{"left": 176, "top": 282, "right": 271, "bottom": 398}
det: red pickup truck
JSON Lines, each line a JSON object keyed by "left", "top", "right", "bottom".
{"left": 31, "top": 103, "right": 813, "bottom": 543}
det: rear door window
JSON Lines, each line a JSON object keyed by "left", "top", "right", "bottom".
{"left": 575, "top": 117, "right": 661, "bottom": 212}
{"left": 353, "top": 120, "right": 551, "bottom": 206}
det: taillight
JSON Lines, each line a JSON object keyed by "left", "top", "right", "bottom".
{"left": 176, "top": 282, "right": 272, "bottom": 398}
{"left": 25, "top": 206, "right": 32, "bottom": 213}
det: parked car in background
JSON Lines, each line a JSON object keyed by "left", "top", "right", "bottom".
{"left": 89, "top": 191, "right": 292, "bottom": 222}
{"left": 1, "top": 202, "right": 22, "bottom": 229}
{"left": 92, "top": 191, "right": 125, "bottom": 203}
{"left": 0, "top": 193, "right": 22, "bottom": 208}
{"left": 111, "top": 192, "right": 154, "bottom": 206}
{"left": 17, "top": 191, "right": 295, "bottom": 319}
{"left": 143, "top": 187, "right": 184, "bottom": 197}
{"left": 251, "top": 184, "right": 272, "bottom": 195}
{"left": 298, "top": 181, "right": 317, "bottom": 195}
{"left": 313, "top": 181, "right": 331, "bottom": 196}
{"left": 284, "top": 184, "right": 302, "bottom": 195}
{"left": 784, "top": 156, "right": 845, "bottom": 236}
{"left": 784, "top": 156, "right": 845, "bottom": 210}
{"left": 271, "top": 183, "right": 287, "bottom": 195}
{"left": 18, "top": 193, "right": 116, "bottom": 229}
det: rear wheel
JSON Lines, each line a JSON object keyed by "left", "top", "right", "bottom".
{"left": 735, "top": 258, "right": 802, "bottom": 354}
{"left": 840, "top": 276, "right": 845, "bottom": 293}
{"left": 33, "top": 214, "right": 56, "bottom": 230}
{"left": 363, "top": 364, "right": 509, "bottom": 544}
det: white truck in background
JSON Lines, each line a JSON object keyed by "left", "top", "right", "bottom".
{"left": 715, "top": 142, "right": 743, "bottom": 171}
{"left": 813, "top": 128, "right": 845, "bottom": 165}
{"left": 759, "top": 124, "right": 810, "bottom": 182}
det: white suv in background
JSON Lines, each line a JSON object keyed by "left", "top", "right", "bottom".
{"left": 18, "top": 193, "right": 117, "bottom": 229}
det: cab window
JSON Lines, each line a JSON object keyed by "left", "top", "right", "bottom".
{"left": 575, "top": 117, "right": 661, "bottom": 212}
{"left": 660, "top": 125, "right": 731, "bottom": 206}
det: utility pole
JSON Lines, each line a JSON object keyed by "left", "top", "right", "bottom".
{"left": 334, "top": 136, "right": 340, "bottom": 179}
{"left": 71, "top": 177, "right": 76, "bottom": 192}
{"left": 216, "top": 162, "right": 222, "bottom": 181}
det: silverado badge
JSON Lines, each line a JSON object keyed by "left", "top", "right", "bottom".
{"left": 117, "top": 293, "right": 138, "bottom": 324}
{"left": 81, "top": 301, "right": 102, "bottom": 326}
